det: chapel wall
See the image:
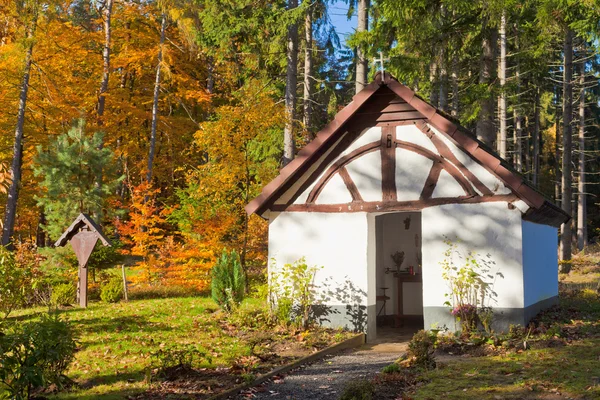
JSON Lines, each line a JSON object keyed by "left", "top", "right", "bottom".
{"left": 267, "top": 212, "right": 373, "bottom": 332}
{"left": 421, "top": 202, "right": 525, "bottom": 331}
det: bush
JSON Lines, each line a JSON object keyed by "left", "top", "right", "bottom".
{"left": 0, "top": 313, "right": 77, "bottom": 399}
{"left": 269, "top": 257, "right": 321, "bottom": 328}
{"left": 408, "top": 330, "right": 437, "bottom": 369}
{"left": 211, "top": 250, "right": 245, "bottom": 312}
{"left": 51, "top": 283, "right": 77, "bottom": 306}
{"left": 340, "top": 379, "right": 374, "bottom": 400}
{"left": 382, "top": 362, "right": 401, "bottom": 374}
{"left": 151, "top": 344, "right": 210, "bottom": 378}
{"left": 100, "top": 278, "right": 123, "bottom": 303}
{"left": 0, "top": 247, "right": 29, "bottom": 319}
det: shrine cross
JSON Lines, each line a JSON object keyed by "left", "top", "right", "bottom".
{"left": 373, "top": 51, "right": 390, "bottom": 73}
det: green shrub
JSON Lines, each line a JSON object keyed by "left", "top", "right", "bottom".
{"left": 408, "top": 330, "right": 437, "bottom": 369}
{"left": 340, "top": 379, "right": 374, "bottom": 400}
{"left": 0, "top": 247, "right": 29, "bottom": 319}
{"left": 269, "top": 257, "right": 321, "bottom": 328}
{"left": 382, "top": 362, "right": 401, "bottom": 374}
{"left": 0, "top": 313, "right": 77, "bottom": 399}
{"left": 211, "top": 250, "right": 245, "bottom": 312}
{"left": 151, "top": 344, "right": 210, "bottom": 377}
{"left": 100, "top": 278, "right": 123, "bottom": 303}
{"left": 51, "top": 283, "right": 76, "bottom": 306}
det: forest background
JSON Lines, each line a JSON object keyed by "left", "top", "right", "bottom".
{"left": 0, "top": 0, "right": 599, "bottom": 292}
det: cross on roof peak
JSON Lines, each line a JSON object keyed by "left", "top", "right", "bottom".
{"left": 373, "top": 51, "right": 390, "bottom": 74}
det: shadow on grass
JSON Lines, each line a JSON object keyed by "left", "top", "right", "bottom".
{"left": 74, "top": 315, "right": 174, "bottom": 335}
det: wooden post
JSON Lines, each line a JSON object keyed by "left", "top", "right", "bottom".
{"left": 79, "top": 265, "right": 88, "bottom": 308}
{"left": 121, "top": 264, "right": 128, "bottom": 302}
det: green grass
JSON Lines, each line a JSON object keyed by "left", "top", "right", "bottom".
{"left": 411, "top": 287, "right": 600, "bottom": 399}
{"left": 12, "top": 297, "right": 261, "bottom": 399}
{"left": 414, "top": 340, "right": 600, "bottom": 399}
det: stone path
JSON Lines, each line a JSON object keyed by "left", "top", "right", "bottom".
{"left": 235, "top": 341, "right": 409, "bottom": 400}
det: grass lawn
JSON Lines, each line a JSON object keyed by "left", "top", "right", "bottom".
{"left": 414, "top": 339, "right": 600, "bottom": 399}
{"left": 11, "top": 296, "right": 350, "bottom": 399}
{"left": 408, "top": 287, "right": 600, "bottom": 400}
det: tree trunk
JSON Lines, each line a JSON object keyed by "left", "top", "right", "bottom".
{"left": 94, "top": 0, "right": 114, "bottom": 224}
{"left": 429, "top": 58, "right": 438, "bottom": 106}
{"left": 533, "top": 89, "right": 540, "bottom": 186}
{"left": 97, "top": 0, "right": 114, "bottom": 125}
{"left": 554, "top": 86, "right": 561, "bottom": 203}
{"left": 303, "top": 4, "right": 313, "bottom": 137}
{"left": 498, "top": 11, "right": 507, "bottom": 158}
{"left": 147, "top": 14, "right": 166, "bottom": 184}
{"left": 451, "top": 51, "right": 459, "bottom": 117}
{"left": 559, "top": 28, "right": 573, "bottom": 266}
{"left": 476, "top": 23, "right": 496, "bottom": 146}
{"left": 207, "top": 56, "right": 214, "bottom": 94}
{"left": 577, "top": 61, "right": 587, "bottom": 251}
{"left": 2, "top": 15, "right": 37, "bottom": 247}
{"left": 283, "top": 0, "right": 299, "bottom": 167}
{"left": 355, "top": 0, "right": 369, "bottom": 94}
{"left": 514, "top": 109, "right": 522, "bottom": 172}
{"left": 438, "top": 46, "right": 448, "bottom": 112}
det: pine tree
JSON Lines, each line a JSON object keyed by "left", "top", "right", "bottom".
{"left": 33, "top": 120, "right": 122, "bottom": 239}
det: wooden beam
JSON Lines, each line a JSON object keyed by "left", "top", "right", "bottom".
{"left": 339, "top": 167, "right": 363, "bottom": 202}
{"left": 381, "top": 126, "right": 397, "bottom": 201}
{"left": 420, "top": 162, "right": 443, "bottom": 200}
{"left": 273, "top": 194, "right": 519, "bottom": 213}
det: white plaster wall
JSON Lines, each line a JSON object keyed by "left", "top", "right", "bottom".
{"left": 421, "top": 202, "right": 525, "bottom": 310}
{"left": 522, "top": 221, "right": 559, "bottom": 307}
{"left": 346, "top": 151, "right": 383, "bottom": 202}
{"left": 375, "top": 212, "right": 422, "bottom": 316}
{"left": 315, "top": 174, "right": 353, "bottom": 204}
{"left": 395, "top": 149, "right": 432, "bottom": 201}
{"left": 396, "top": 125, "right": 438, "bottom": 153}
{"left": 432, "top": 170, "right": 466, "bottom": 198}
{"left": 268, "top": 212, "right": 370, "bottom": 318}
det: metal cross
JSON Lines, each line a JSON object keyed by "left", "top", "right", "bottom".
{"left": 373, "top": 51, "right": 390, "bottom": 74}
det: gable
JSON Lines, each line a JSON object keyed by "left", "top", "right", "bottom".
{"left": 247, "top": 73, "right": 569, "bottom": 228}
{"left": 281, "top": 122, "right": 515, "bottom": 212}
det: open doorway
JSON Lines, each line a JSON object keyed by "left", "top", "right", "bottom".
{"left": 374, "top": 212, "right": 424, "bottom": 341}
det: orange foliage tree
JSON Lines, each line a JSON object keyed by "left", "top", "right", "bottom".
{"left": 170, "top": 79, "right": 285, "bottom": 276}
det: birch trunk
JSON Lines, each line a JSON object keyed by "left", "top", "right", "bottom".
{"left": 283, "top": 0, "right": 298, "bottom": 166}
{"left": 97, "top": 0, "right": 114, "bottom": 124}
{"left": 355, "top": 0, "right": 369, "bottom": 94}
{"left": 498, "top": 11, "right": 507, "bottom": 159}
{"left": 146, "top": 14, "right": 166, "bottom": 184}
{"left": 577, "top": 61, "right": 587, "bottom": 251}
{"left": 559, "top": 28, "right": 573, "bottom": 266}
{"left": 2, "top": 13, "right": 37, "bottom": 246}
{"left": 303, "top": 5, "right": 313, "bottom": 136}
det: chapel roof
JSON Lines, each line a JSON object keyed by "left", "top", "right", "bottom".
{"left": 246, "top": 72, "right": 570, "bottom": 228}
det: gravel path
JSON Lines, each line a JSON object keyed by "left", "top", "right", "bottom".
{"left": 235, "top": 346, "right": 406, "bottom": 400}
